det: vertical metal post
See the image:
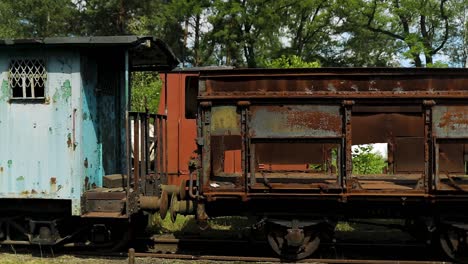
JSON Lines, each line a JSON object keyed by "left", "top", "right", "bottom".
{"left": 133, "top": 115, "right": 140, "bottom": 192}
{"left": 343, "top": 101, "right": 354, "bottom": 189}
{"left": 249, "top": 144, "right": 256, "bottom": 187}
{"left": 21, "top": 76, "right": 26, "bottom": 98}
{"left": 124, "top": 50, "right": 131, "bottom": 193}
{"left": 423, "top": 100, "right": 435, "bottom": 192}
{"left": 154, "top": 117, "right": 159, "bottom": 180}
{"left": 239, "top": 101, "right": 250, "bottom": 190}
{"left": 126, "top": 115, "right": 131, "bottom": 191}
{"left": 31, "top": 78, "right": 35, "bottom": 98}
{"left": 201, "top": 102, "right": 212, "bottom": 188}
{"left": 159, "top": 117, "right": 165, "bottom": 184}
{"left": 140, "top": 114, "right": 147, "bottom": 194}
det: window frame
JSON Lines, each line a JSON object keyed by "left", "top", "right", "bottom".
{"left": 8, "top": 58, "right": 48, "bottom": 101}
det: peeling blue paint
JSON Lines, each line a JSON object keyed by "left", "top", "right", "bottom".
{"left": 0, "top": 48, "right": 128, "bottom": 216}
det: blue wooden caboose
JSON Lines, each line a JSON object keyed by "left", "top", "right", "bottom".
{"left": 0, "top": 36, "right": 177, "bottom": 220}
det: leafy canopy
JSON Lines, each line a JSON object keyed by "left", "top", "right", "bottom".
{"left": 352, "top": 145, "right": 387, "bottom": 175}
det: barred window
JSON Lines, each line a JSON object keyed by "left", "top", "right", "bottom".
{"left": 8, "top": 59, "right": 47, "bottom": 99}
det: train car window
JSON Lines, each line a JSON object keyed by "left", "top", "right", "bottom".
{"left": 436, "top": 142, "right": 468, "bottom": 189}
{"left": 210, "top": 106, "right": 242, "bottom": 179}
{"left": 351, "top": 106, "right": 424, "bottom": 190}
{"left": 185, "top": 76, "right": 198, "bottom": 119}
{"left": 9, "top": 59, "right": 47, "bottom": 99}
{"left": 432, "top": 106, "right": 468, "bottom": 191}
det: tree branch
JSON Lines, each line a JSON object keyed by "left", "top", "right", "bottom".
{"left": 432, "top": 0, "right": 449, "bottom": 54}
{"left": 366, "top": 0, "right": 405, "bottom": 40}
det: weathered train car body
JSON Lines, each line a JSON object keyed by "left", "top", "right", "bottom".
{"left": 0, "top": 36, "right": 178, "bottom": 246}
{"left": 170, "top": 68, "right": 468, "bottom": 260}
{"left": 194, "top": 69, "right": 468, "bottom": 198}
{"left": 158, "top": 71, "right": 198, "bottom": 186}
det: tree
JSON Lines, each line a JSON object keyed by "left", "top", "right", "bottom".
{"left": 207, "top": 0, "right": 284, "bottom": 67}
{"left": 264, "top": 55, "right": 320, "bottom": 68}
{"left": 131, "top": 72, "right": 162, "bottom": 113}
{"left": 338, "top": 0, "right": 460, "bottom": 67}
{"left": 0, "top": 0, "right": 79, "bottom": 38}
{"left": 280, "top": 0, "right": 338, "bottom": 64}
{"left": 74, "top": 0, "right": 158, "bottom": 36}
{"left": 352, "top": 145, "right": 387, "bottom": 175}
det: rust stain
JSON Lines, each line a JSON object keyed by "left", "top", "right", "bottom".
{"left": 285, "top": 110, "right": 341, "bottom": 132}
{"left": 31, "top": 189, "right": 37, "bottom": 194}
{"left": 0, "top": 167, "right": 3, "bottom": 173}
{"left": 84, "top": 158, "right": 88, "bottom": 168}
{"left": 84, "top": 176, "right": 89, "bottom": 190}
{"left": 67, "top": 133, "right": 72, "bottom": 148}
{"left": 438, "top": 110, "right": 468, "bottom": 130}
{"left": 50, "top": 177, "right": 57, "bottom": 185}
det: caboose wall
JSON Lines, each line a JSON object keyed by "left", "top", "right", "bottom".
{"left": 0, "top": 48, "right": 82, "bottom": 214}
{"left": 0, "top": 48, "right": 128, "bottom": 215}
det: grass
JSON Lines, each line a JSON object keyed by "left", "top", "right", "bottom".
{"left": 147, "top": 212, "right": 359, "bottom": 236}
{"left": 335, "top": 222, "right": 355, "bottom": 232}
{"left": 0, "top": 254, "right": 125, "bottom": 264}
{"left": 147, "top": 213, "right": 255, "bottom": 239}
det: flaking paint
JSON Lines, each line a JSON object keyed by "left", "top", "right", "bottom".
{"left": 0, "top": 48, "right": 129, "bottom": 215}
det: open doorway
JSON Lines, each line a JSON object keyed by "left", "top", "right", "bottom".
{"left": 350, "top": 105, "right": 425, "bottom": 190}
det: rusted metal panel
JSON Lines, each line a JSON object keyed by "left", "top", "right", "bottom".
{"left": 211, "top": 106, "right": 240, "bottom": 136}
{"left": 394, "top": 137, "right": 425, "bottom": 173}
{"left": 249, "top": 105, "right": 342, "bottom": 138}
{"left": 438, "top": 143, "right": 465, "bottom": 173}
{"left": 200, "top": 69, "right": 468, "bottom": 99}
{"left": 158, "top": 73, "right": 197, "bottom": 184}
{"left": 433, "top": 106, "right": 468, "bottom": 138}
{"left": 352, "top": 113, "right": 424, "bottom": 145}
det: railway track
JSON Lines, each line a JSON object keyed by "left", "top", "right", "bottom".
{"left": 126, "top": 235, "right": 453, "bottom": 264}
{"left": 128, "top": 249, "right": 452, "bottom": 264}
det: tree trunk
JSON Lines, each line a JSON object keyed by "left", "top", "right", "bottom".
{"left": 425, "top": 53, "right": 433, "bottom": 66}
{"left": 413, "top": 54, "right": 423, "bottom": 67}
{"left": 194, "top": 14, "right": 201, "bottom": 66}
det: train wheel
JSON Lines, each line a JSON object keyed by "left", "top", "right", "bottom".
{"left": 267, "top": 223, "right": 320, "bottom": 260}
{"left": 439, "top": 225, "right": 468, "bottom": 262}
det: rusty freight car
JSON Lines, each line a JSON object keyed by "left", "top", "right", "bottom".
{"left": 158, "top": 68, "right": 468, "bottom": 261}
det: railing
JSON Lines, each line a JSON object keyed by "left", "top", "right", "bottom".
{"left": 127, "top": 111, "right": 167, "bottom": 195}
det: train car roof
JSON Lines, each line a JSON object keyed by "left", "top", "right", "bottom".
{"left": 0, "top": 35, "right": 180, "bottom": 71}
{"left": 195, "top": 67, "right": 468, "bottom": 77}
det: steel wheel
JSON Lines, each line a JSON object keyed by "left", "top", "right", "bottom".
{"left": 439, "top": 226, "right": 468, "bottom": 262}
{"left": 267, "top": 225, "right": 320, "bottom": 260}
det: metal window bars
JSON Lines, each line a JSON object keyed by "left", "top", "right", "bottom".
{"left": 8, "top": 59, "right": 47, "bottom": 98}
{"left": 127, "top": 111, "right": 167, "bottom": 195}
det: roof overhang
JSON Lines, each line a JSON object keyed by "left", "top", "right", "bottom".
{"left": 0, "top": 36, "right": 180, "bottom": 72}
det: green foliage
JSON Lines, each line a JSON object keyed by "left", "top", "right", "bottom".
{"left": 131, "top": 72, "right": 162, "bottom": 113}
{"left": 352, "top": 145, "right": 387, "bottom": 175}
{"left": 427, "top": 61, "right": 449, "bottom": 68}
{"left": 0, "top": 0, "right": 79, "bottom": 38}
{"left": 264, "top": 55, "right": 321, "bottom": 68}
{"left": 0, "top": 0, "right": 465, "bottom": 67}
{"left": 338, "top": 0, "right": 463, "bottom": 67}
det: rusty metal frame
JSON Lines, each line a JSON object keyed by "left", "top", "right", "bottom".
{"left": 193, "top": 68, "right": 468, "bottom": 201}
{"left": 434, "top": 138, "right": 468, "bottom": 192}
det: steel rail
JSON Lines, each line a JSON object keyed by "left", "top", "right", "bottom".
{"left": 127, "top": 248, "right": 451, "bottom": 264}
